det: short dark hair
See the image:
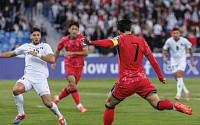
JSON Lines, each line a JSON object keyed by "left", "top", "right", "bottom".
{"left": 30, "top": 27, "right": 41, "bottom": 34}
{"left": 116, "top": 19, "right": 132, "bottom": 33}
{"left": 172, "top": 28, "right": 180, "bottom": 32}
{"left": 69, "top": 22, "right": 79, "bottom": 28}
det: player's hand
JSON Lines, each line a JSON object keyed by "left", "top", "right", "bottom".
{"left": 190, "top": 58, "right": 195, "bottom": 67}
{"left": 27, "top": 51, "right": 37, "bottom": 56}
{"left": 51, "top": 63, "right": 56, "bottom": 70}
{"left": 160, "top": 78, "right": 166, "bottom": 84}
{"left": 81, "top": 37, "right": 91, "bottom": 45}
{"left": 163, "top": 57, "right": 167, "bottom": 64}
{"left": 65, "top": 51, "right": 73, "bottom": 56}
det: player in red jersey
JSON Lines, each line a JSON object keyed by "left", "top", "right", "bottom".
{"left": 82, "top": 19, "right": 192, "bottom": 125}
{"left": 51, "top": 22, "right": 88, "bottom": 112}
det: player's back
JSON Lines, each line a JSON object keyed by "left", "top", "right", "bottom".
{"left": 116, "top": 34, "right": 151, "bottom": 82}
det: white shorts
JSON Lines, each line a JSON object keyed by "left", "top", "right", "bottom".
{"left": 16, "top": 76, "right": 50, "bottom": 96}
{"left": 171, "top": 61, "right": 186, "bottom": 73}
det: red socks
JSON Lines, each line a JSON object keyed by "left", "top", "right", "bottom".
{"left": 103, "top": 105, "right": 115, "bottom": 125}
{"left": 70, "top": 87, "right": 80, "bottom": 105}
{"left": 59, "top": 88, "right": 70, "bottom": 100}
{"left": 157, "top": 99, "right": 173, "bottom": 110}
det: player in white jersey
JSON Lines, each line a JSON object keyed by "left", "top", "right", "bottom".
{"left": 0, "top": 28, "right": 66, "bottom": 125}
{"left": 162, "top": 28, "right": 194, "bottom": 102}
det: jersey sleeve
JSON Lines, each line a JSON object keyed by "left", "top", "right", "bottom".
{"left": 163, "top": 39, "right": 170, "bottom": 50}
{"left": 57, "top": 38, "right": 65, "bottom": 50}
{"left": 144, "top": 39, "right": 152, "bottom": 57}
{"left": 45, "top": 44, "right": 54, "bottom": 56}
{"left": 14, "top": 44, "right": 26, "bottom": 55}
{"left": 90, "top": 36, "right": 121, "bottom": 47}
{"left": 185, "top": 38, "right": 192, "bottom": 49}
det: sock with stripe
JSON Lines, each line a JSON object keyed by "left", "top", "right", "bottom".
{"left": 70, "top": 87, "right": 80, "bottom": 105}
{"left": 157, "top": 99, "right": 173, "bottom": 110}
{"left": 103, "top": 105, "right": 115, "bottom": 125}
{"left": 58, "top": 88, "right": 70, "bottom": 100}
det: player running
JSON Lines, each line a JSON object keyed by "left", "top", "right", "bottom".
{"left": 82, "top": 19, "right": 193, "bottom": 125}
{"left": 0, "top": 28, "right": 66, "bottom": 125}
{"left": 51, "top": 22, "right": 88, "bottom": 112}
{"left": 162, "top": 28, "right": 194, "bottom": 102}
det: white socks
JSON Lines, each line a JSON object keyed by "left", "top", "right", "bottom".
{"left": 13, "top": 94, "right": 24, "bottom": 115}
{"left": 49, "top": 102, "right": 62, "bottom": 119}
{"left": 176, "top": 77, "right": 189, "bottom": 97}
{"left": 77, "top": 103, "right": 82, "bottom": 109}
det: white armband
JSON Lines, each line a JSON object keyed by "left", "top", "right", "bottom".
{"left": 36, "top": 54, "right": 42, "bottom": 58}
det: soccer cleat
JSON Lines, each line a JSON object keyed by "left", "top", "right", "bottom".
{"left": 174, "top": 102, "right": 193, "bottom": 115}
{"left": 79, "top": 106, "right": 87, "bottom": 113}
{"left": 58, "top": 117, "right": 67, "bottom": 125}
{"left": 174, "top": 96, "right": 180, "bottom": 101}
{"left": 12, "top": 113, "right": 26, "bottom": 124}
{"left": 185, "top": 92, "right": 190, "bottom": 102}
{"left": 54, "top": 95, "right": 59, "bottom": 104}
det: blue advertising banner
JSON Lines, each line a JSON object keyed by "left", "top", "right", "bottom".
{"left": 0, "top": 56, "right": 199, "bottom": 80}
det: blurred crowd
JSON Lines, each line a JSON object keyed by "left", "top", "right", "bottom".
{"left": 0, "top": 0, "right": 200, "bottom": 55}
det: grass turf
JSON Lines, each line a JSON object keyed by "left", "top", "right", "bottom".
{"left": 0, "top": 78, "right": 199, "bottom": 125}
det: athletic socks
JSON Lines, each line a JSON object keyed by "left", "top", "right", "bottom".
{"left": 13, "top": 94, "right": 24, "bottom": 115}
{"left": 49, "top": 102, "right": 63, "bottom": 119}
{"left": 157, "top": 99, "right": 173, "bottom": 110}
{"left": 103, "top": 105, "right": 115, "bottom": 125}
{"left": 70, "top": 87, "right": 80, "bottom": 105}
{"left": 178, "top": 77, "right": 189, "bottom": 94}
{"left": 176, "top": 78, "right": 183, "bottom": 97}
{"left": 58, "top": 88, "right": 70, "bottom": 100}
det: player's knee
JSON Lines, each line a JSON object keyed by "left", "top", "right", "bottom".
{"left": 13, "top": 88, "right": 22, "bottom": 95}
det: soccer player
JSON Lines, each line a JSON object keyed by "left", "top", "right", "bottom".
{"left": 51, "top": 22, "right": 88, "bottom": 112}
{"left": 82, "top": 19, "right": 193, "bottom": 125}
{"left": 162, "top": 28, "right": 194, "bottom": 102}
{"left": 0, "top": 28, "right": 66, "bottom": 125}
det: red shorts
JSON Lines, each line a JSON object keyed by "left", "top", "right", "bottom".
{"left": 111, "top": 78, "right": 157, "bottom": 101}
{"left": 65, "top": 65, "right": 83, "bottom": 84}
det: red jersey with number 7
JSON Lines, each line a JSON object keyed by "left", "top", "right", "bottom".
{"left": 90, "top": 34, "right": 164, "bottom": 84}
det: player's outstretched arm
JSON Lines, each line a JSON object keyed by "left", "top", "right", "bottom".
{"left": 82, "top": 37, "right": 115, "bottom": 47}
{"left": 27, "top": 51, "right": 55, "bottom": 64}
{"left": 0, "top": 51, "right": 16, "bottom": 58}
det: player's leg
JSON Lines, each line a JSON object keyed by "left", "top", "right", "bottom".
{"left": 104, "top": 91, "right": 121, "bottom": 125}
{"left": 41, "top": 94, "right": 66, "bottom": 125}
{"left": 172, "top": 65, "right": 183, "bottom": 100}
{"left": 54, "top": 84, "right": 70, "bottom": 104}
{"left": 177, "top": 70, "right": 189, "bottom": 102}
{"left": 12, "top": 77, "right": 31, "bottom": 124}
{"left": 146, "top": 93, "right": 192, "bottom": 115}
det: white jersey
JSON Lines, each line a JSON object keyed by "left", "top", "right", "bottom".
{"left": 14, "top": 43, "right": 54, "bottom": 81}
{"left": 163, "top": 36, "right": 192, "bottom": 66}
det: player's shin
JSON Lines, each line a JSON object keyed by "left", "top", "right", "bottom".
{"left": 13, "top": 94, "right": 24, "bottom": 115}
{"left": 157, "top": 99, "right": 173, "bottom": 110}
{"left": 104, "top": 104, "right": 115, "bottom": 125}
{"left": 70, "top": 87, "right": 80, "bottom": 105}
{"left": 59, "top": 88, "right": 70, "bottom": 100}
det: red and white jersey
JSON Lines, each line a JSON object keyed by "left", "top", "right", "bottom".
{"left": 57, "top": 34, "right": 88, "bottom": 67}
{"left": 14, "top": 43, "right": 54, "bottom": 81}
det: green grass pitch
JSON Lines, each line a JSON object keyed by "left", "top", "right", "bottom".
{"left": 0, "top": 78, "right": 199, "bottom": 125}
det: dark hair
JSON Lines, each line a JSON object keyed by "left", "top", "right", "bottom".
{"left": 172, "top": 28, "right": 180, "bottom": 32}
{"left": 69, "top": 21, "right": 79, "bottom": 28}
{"left": 116, "top": 19, "right": 132, "bottom": 33}
{"left": 30, "top": 27, "right": 41, "bottom": 34}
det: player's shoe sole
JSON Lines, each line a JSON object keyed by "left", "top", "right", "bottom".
{"left": 54, "top": 95, "right": 59, "bottom": 104}
{"left": 79, "top": 106, "right": 87, "bottom": 113}
{"left": 58, "top": 116, "right": 67, "bottom": 125}
{"left": 12, "top": 113, "right": 26, "bottom": 124}
{"left": 174, "top": 102, "right": 193, "bottom": 115}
